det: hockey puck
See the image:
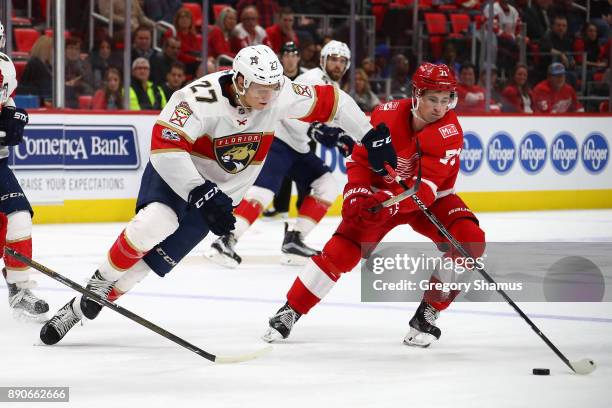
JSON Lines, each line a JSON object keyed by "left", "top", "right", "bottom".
{"left": 532, "top": 368, "right": 550, "bottom": 375}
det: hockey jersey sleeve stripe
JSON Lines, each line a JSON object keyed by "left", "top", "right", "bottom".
{"left": 297, "top": 85, "right": 339, "bottom": 123}
{"left": 155, "top": 120, "right": 195, "bottom": 143}
{"left": 151, "top": 123, "right": 193, "bottom": 153}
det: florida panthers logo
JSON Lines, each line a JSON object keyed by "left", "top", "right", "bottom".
{"left": 214, "top": 133, "right": 262, "bottom": 173}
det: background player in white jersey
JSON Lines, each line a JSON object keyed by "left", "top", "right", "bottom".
{"left": 205, "top": 40, "right": 357, "bottom": 267}
{"left": 0, "top": 22, "right": 48, "bottom": 321}
{"left": 39, "top": 45, "right": 397, "bottom": 345}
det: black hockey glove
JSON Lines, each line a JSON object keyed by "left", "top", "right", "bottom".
{"left": 361, "top": 123, "right": 397, "bottom": 176}
{"left": 188, "top": 181, "right": 236, "bottom": 236}
{"left": 337, "top": 134, "right": 355, "bottom": 158}
{"left": 307, "top": 122, "right": 345, "bottom": 148}
{"left": 0, "top": 106, "right": 29, "bottom": 147}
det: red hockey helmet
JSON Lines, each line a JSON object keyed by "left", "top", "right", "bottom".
{"left": 412, "top": 62, "right": 457, "bottom": 108}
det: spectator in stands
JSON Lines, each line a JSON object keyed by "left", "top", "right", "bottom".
{"left": 436, "top": 43, "right": 461, "bottom": 76}
{"left": 360, "top": 57, "right": 383, "bottom": 95}
{"left": 143, "top": 0, "right": 182, "bottom": 24}
{"left": 170, "top": 7, "right": 203, "bottom": 76}
{"left": 347, "top": 68, "right": 380, "bottom": 112}
{"left": 92, "top": 67, "right": 124, "bottom": 110}
{"left": 456, "top": 0, "right": 482, "bottom": 14}
{"left": 195, "top": 59, "right": 218, "bottom": 78}
{"left": 132, "top": 25, "right": 160, "bottom": 63}
{"left": 299, "top": 39, "right": 319, "bottom": 70}
{"left": 231, "top": 5, "right": 271, "bottom": 53}
{"left": 209, "top": 6, "right": 238, "bottom": 60}
{"left": 483, "top": 0, "right": 522, "bottom": 76}
{"left": 160, "top": 62, "right": 186, "bottom": 101}
{"left": 521, "top": 0, "right": 552, "bottom": 43}
{"left": 389, "top": 54, "right": 412, "bottom": 98}
{"left": 236, "top": 0, "right": 279, "bottom": 28}
{"left": 150, "top": 36, "right": 181, "bottom": 85}
{"left": 478, "top": 64, "right": 503, "bottom": 112}
{"left": 374, "top": 44, "right": 391, "bottom": 79}
{"left": 65, "top": 36, "right": 94, "bottom": 109}
{"left": 89, "top": 36, "right": 122, "bottom": 89}
{"left": 280, "top": 41, "right": 306, "bottom": 80}
{"left": 129, "top": 57, "right": 167, "bottom": 110}
{"left": 17, "top": 36, "right": 53, "bottom": 105}
{"left": 550, "top": 0, "right": 582, "bottom": 37}
{"left": 456, "top": 62, "right": 488, "bottom": 113}
{"left": 574, "top": 22, "right": 609, "bottom": 74}
{"left": 532, "top": 62, "right": 584, "bottom": 113}
{"left": 266, "top": 7, "right": 299, "bottom": 53}
{"left": 97, "top": 0, "right": 154, "bottom": 42}
{"left": 501, "top": 63, "right": 534, "bottom": 113}
{"left": 539, "top": 15, "right": 575, "bottom": 82}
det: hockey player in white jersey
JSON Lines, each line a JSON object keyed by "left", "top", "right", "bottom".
{"left": 205, "top": 40, "right": 357, "bottom": 267}
{"left": 0, "top": 22, "right": 49, "bottom": 321}
{"left": 39, "top": 45, "right": 397, "bottom": 345}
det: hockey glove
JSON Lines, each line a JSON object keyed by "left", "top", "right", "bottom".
{"left": 188, "top": 181, "right": 236, "bottom": 236}
{"left": 342, "top": 185, "right": 399, "bottom": 227}
{"left": 307, "top": 122, "right": 345, "bottom": 148}
{"left": 361, "top": 123, "right": 397, "bottom": 176}
{"left": 337, "top": 134, "right": 355, "bottom": 158}
{"left": 0, "top": 106, "right": 29, "bottom": 147}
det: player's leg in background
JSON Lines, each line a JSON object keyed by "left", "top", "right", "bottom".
{"left": 262, "top": 176, "right": 292, "bottom": 219}
{"left": 404, "top": 193, "right": 485, "bottom": 347}
{"left": 206, "top": 138, "right": 294, "bottom": 267}
{"left": 0, "top": 158, "right": 48, "bottom": 321}
{"left": 264, "top": 219, "right": 397, "bottom": 341}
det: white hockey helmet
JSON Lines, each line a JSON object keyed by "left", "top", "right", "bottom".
{"left": 0, "top": 21, "right": 5, "bottom": 49}
{"left": 320, "top": 40, "right": 351, "bottom": 74}
{"left": 232, "top": 45, "right": 285, "bottom": 96}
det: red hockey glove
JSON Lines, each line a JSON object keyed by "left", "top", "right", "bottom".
{"left": 342, "top": 185, "right": 399, "bottom": 227}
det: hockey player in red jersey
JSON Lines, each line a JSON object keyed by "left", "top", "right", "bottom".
{"left": 263, "top": 62, "right": 486, "bottom": 347}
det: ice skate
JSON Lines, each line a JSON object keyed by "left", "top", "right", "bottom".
{"left": 39, "top": 297, "right": 83, "bottom": 345}
{"left": 4, "top": 268, "right": 49, "bottom": 323}
{"left": 204, "top": 233, "right": 242, "bottom": 268}
{"left": 262, "top": 302, "right": 301, "bottom": 342}
{"left": 280, "top": 223, "right": 320, "bottom": 266}
{"left": 80, "top": 270, "right": 116, "bottom": 320}
{"left": 403, "top": 301, "right": 441, "bottom": 348}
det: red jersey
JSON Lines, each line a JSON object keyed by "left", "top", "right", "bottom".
{"left": 348, "top": 99, "right": 463, "bottom": 211}
{"left": 532, "top": 79, "right": 583, "bottom": 113}
{"left": 456, "top": 83, "right": 486, "bottom": 113}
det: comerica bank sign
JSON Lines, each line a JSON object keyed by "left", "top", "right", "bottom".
{"left": 8, "top": 125, "right": 140, "bottom": 170}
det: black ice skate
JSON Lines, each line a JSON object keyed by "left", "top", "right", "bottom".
{"left": 4, "top": 268, "right": 49, "bottom": 322}
{"left": 40, "top": 297, "right": 83, "bottom": 345}
{"left": 280, "top": 223, "right": 320, "bottom": 266}
{"left": 403, "top": 301, "right": 441, "bottom": 348}
{"left": 262, "top": 302, "right": 301, "bottom": 343}
{"left": 80, "top": 270, "right": 116, "bottom": 320}
{"left": 204, "top": 233, "right": 242, "bottom": 268}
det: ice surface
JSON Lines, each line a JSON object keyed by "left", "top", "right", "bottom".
{"left": 1, "top": 210, "right": 611, "bottom": 407}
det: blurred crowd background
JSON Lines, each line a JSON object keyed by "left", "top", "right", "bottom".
{"left": 2, "top": 0, "right": 611, "bottom": 113}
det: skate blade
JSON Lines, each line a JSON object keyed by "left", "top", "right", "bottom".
{"left": 261, "top": 327, "right": 284, "bottom": 343}
{"left": 280, "top": 253, "right": 310, "bottom": 266}
{"left": 403, "top": 329, "right": 436, "bottom": 348}
{"left": 12, "top": 308, "right": 49, "bottom": 324}
{"left": 203, "top": 249, "right": 239, "bottom": 269}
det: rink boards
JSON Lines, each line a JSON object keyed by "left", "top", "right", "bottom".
{"left": 8, "top": 110, "right": 612, "bottom": 223}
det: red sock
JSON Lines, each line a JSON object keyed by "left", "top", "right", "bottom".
{"left": 234, "top": 199, "right": 263, "bottom": 225}
{"left": 297, "top": 195, "right": 330, "bottom": 224}
{"left": 4, "top": 237, "right": 32, "bottom": 271}
{"left": 108, "top": 230, "right": 147, "bottom": 271}
{"left": 287, "top": 253, "right": 341, "bottom": 315}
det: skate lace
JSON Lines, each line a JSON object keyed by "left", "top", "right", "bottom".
{"left": 222, "top": 234, "right": 238, "bottom": 254}
{"left": 51, "top": 304, "right": 81, "bottom": 337}
{"left": 423, "top": 305, "right": 439, "bottom": 325}
{"left": 277, "top": 307, "right": 299, "bottom": 330}
{"left": 8, "top": 288, "right": 40, "bottom": 308}
{"left": 88, "top": 273, "right": 114, "bottom": 297}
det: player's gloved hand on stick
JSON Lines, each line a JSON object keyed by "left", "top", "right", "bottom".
{"left": 361, "top": 123, "right": 397, "bottom": 176}
{"left": 337, "top": 134, "right": 355, "bottom": 158}
{"left": 307, "top": 122, "right": 345, "bottom": 148}
{"left": 342, "top": 185, "right": 399, "bottom": 227}
{"left": 188, "top": 181, "right": 236, "bottom": 236}
{"left": 0, "top": 106, "right": 29, "bottom": 146}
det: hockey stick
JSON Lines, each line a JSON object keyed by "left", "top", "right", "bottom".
{"left": 4, "top": 247, "right": 271, "bottom": 364}
{"left": 384, "top": 167, "right": 596, "bottom": 375}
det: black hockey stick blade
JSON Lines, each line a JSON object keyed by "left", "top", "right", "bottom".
{"left": 4, "top": 247, "right": 272, "bottom": 364}
{"left": 386, "top": 177, "right": 596, "bottom": 375}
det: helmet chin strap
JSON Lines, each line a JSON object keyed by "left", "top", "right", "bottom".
{"left": 231, "top": 74, "right": 252, "bottom": 109}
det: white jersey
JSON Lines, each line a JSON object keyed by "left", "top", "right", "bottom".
{"left": 150, "top": 70, "right": 372, "bottom": 205}
{"left": 274, "top": 67, "right": 340, "bottom": 153}
{"left": 0, "top": 52, "right": 18, "bottom": 160}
